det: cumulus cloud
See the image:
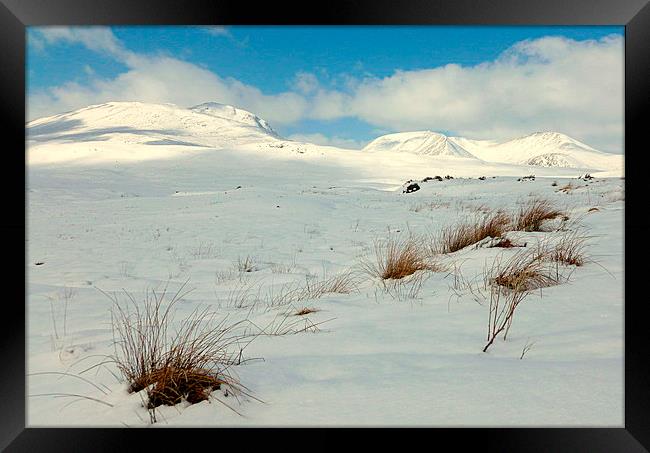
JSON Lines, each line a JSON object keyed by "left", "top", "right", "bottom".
{"left": 315, "top": 35, "right": 623, "bottom": 151}
{"left": 28, "top": 27, "right": 308, "bottom": 124}
{"left": 37, "top": 26, "right": 138, "bottom": 64}
{"left": 293, "top": 72, "right": 319, "bottom": 95}
{"left": 28, "top": 28, "right": 623, "bottom": 152}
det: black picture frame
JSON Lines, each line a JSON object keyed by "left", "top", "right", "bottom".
{"left": 3, "top": 0, "right": 648, "bottom": 450}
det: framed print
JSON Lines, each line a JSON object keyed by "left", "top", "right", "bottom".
{"left": 3, "top": 0, "right": 649, "bottom": 450}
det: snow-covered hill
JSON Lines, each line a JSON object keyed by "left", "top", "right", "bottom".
{"left": 363, "top": 130, "right": 622, "bottom": 172}
{"left": 27, "top": 101, "right": 281, "bottom": 149}
{"left": 189, "top": 102, "right": 279, "bottom": 137}
{"left": 363, "top": 131, "right": 477, "bottom": 158}
{"left": 26, "top": 101, "right": 623, "bottom": 175}
{"left": 450, "top": 132, "right": 622, "bottom": 172}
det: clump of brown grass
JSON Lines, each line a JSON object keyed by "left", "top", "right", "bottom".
{"left": 434, "top": 210, "right": 512, "bottom": 254}
{"left": 482, "top": 246, "right": 562, "bottom": 352}
{"left": 478, "top": 229, "right": 592, "bottom": 352}
{"left": 309, "top": 271, "right": 359, "bottom": 295}
{"left": 294, "top": 307, "right": 319, "bottom": 316}
{"left": 145, "top": 367, "right": 226, "bottom": 408}
{"left": 558, "top": 182, "right": 575, "bottom": 193}
{"left": 380, "top": 268, "right": 432, "bottom": 301}
{"left": 549, "top": 231, "right": 589, "bottom": 266}
{"left": 105, "top": 282, "right": 253, "bottom": 417}
{"left": 363, "top": 236, "right": 439, "bottom": 280}
{"left": 487, "top": 246, "right": 561, "bottom": 292}
{"left": 514, "top": 198, "right": 565, "bottom": 232}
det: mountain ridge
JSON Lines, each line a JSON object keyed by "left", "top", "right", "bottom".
{"left": 27, "top": 101, "right": 622, "bottom": 172}
{"left": 364, "top": 129, "right": 620, "bottom": 171}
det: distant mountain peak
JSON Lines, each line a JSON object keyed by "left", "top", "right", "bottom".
{"left": 190, "top": 102, "right": 279, "bottom": 137}
{"left": 362, "top": 130, "right": 476, "bottom": 158}
{"left": 499, "top": 131, "right": 600, "bottom": 153}
{"left": 362, "top": 128, "right": 618, "bottom": 171}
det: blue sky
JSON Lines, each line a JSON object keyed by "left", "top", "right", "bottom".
{"left": 27, "top": 26, "right": 624, "bottom": 151}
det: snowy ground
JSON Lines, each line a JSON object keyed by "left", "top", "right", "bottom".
{"left": 27, "top": 136, "right": 624, "bottom": 427}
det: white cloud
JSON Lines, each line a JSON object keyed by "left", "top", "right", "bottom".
{"left": 293, "top": 72, "right": 319, "bottom": 94}
{"left": 333, "top": 35, "right": 624, "bottom": 152}
{"left": 28, "top": 29, "right": 623, "bottom": 152}
{"left": 38, "top": 26, "right": 138, "bottom": 64}
{"left": 287, "top": 133, "right": 366, "bottom": 149}
{"left": 28, "top": 28, "right": 308, "bottom": 124}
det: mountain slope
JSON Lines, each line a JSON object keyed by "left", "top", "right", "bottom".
{"left": 362, "top": 131, "right": 477, "bottom": 158}
{"left": 450, "top": 132, "right": 622, "bottom": 171}
{"left": 27, "top": 101, "right": 622, "bottom": 173}
{"left": 27, "top": 101, "right": 281, "bottom": 148}
{"left": 362, "top": 129, "right": 621, "bottom": 172}
{"left": 189, "top": 102, "right": 279, "bottom": 137}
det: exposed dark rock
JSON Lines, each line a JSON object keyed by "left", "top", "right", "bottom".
{"left": 403, "top": 183, "right": 421, "bottom": 193}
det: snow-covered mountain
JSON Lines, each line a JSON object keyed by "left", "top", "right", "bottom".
{"left": 27, "top": 101, "right": 622, "bottom": 173}
{"left": 365, "top": 130, "right": 621, "bottom": 172}
{"left": 27, "top": 101, "right": 281, "bottom": 149}
{"left": 362, "top": 131, "right": 477, "bottom": 158}
{"left": 189, "top": 102, "right": 279, "bottom": 137}
{"left": 450, "top": 131, "right": 621, "bottom": 171}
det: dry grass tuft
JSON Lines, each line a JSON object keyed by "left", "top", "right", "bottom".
{"left": 379, "top": 269, "right": 432, "bottom": 301}
{"left": 255, "top": 306, "right": 333, "bottom": 335}
{"left": 482, "top": 246, "right": 560, "bottom": 352}
{"left": 236, "top": 255, "right": 258, "bottom": 273}
{"left": 558, "top": 182, "right": 576, "bottom": 193}
{"left": 105, "top": 282, "right": 253, "bottom": 417}
{"left": 225, "top": 271, "right": 359, "bottom": 310}
{"left": 294, "top": 307, "right": 320, "bottom": 316}
{"left": 363, "top": 236, "right": 440, "bottom": 280}
{"left": 483, "top": 284, "right": 530, "bottom": 352}
{"left": 514, "top": 198, "right": 565, "bottom": 232}
{"left": 487, "top": 246, "right": 561, "bottom": 292}
{"left": 145, "top": 367, "right": 226, "bottom": 407}
{"left": 434, "top": 210, "right": 512, "bottom": 254}
{"left": 550, "top": 231, "right": 589, "bottom": 266}
{"left": 481, "top": 238, "right": 588, "bottom": 352}
{"left": 268, "top": 271, "right": 359, "bottom": 307}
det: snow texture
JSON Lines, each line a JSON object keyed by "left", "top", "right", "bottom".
{"left": 27, "top": 101, "right": 624, "bottom": 427}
